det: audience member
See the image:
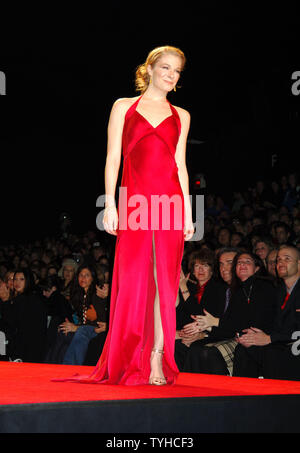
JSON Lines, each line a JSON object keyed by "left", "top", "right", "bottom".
{"left": 58, "top": 258, "right": 78, "bottom": 300}
{"left": 253, "top": 237, "right": 273, "bottom": 267}
{"left": 1, "top": 268, "right": 47, "bottom": 362}
{"left": 180, "top": 247, "right": 239, "bottom": 375}
{"left": 183, "top": 251, "right": 278, "bottom": 375}
{"left": 61, "top": 264, "right": 108, "bottom": 365}
{"left": 175, "top": 249, "right": 228, "bottom": 370}
{"left": 233, "top": 245, "right": 300, "bottom": 380}
{"left": 1, "top": 171, "right": 300, "bottom": 381}
{"left": 265, "top": 249, "right": 278, "bottom": 279}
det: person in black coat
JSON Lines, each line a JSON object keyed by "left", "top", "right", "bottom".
{"left": 1, "top": 268, "right": 47, "bottom": 362}
{"left": 60, "top": 263, "right": 108, "bottom": 365}
{"left": 182, "top": 251, "right": 278, "bottom": 375}
{"left": 45, "top": 263, "right": 108, "bottom": 365}
{"left": 175, "top": 248, "right": 227, "bottom": 370}
{"left": 233, "top": 245, "right": 300, "bottom": 380}
{"left": 41, "top": 275, "right": 74, "bottom": 358}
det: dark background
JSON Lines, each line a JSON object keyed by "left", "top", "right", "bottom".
{"left": 0, "top": 3, "right": 299, "bottom": 245}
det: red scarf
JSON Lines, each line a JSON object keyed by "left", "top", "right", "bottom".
{"left": 196, "top": 281, "right": 208, "bottom": 304}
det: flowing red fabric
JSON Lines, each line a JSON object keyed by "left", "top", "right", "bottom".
{"left": 55, "top": 96, "right": 184, "bottom": 385}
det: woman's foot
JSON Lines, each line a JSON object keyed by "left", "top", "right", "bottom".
{"left": 149, "top": 348, "right": 167, "bottom": 385}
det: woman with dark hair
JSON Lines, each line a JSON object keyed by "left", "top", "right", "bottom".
{"left": 197, "top": 252, "right": 274, "bottom": 335}
{"left": 1, "top": 268, "right": 47, "bottom": 362}
{"left": 181, "top": 251, "right": 278, "bottom": 375}
{"left": 174, "top": 249, "right": 227, "bottom": 369}
{"left": 50, "top": 264, "right": 108, "bottom": 365}
{"left": 83, "top": 265, "right": 110, "bottom": 365}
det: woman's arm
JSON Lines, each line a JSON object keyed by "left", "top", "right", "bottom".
{"left": 179, "top": 267, "right": 191, "bottom": 301}
{"left": 103, "top": 98, "right": 130, "bottom": 235}
{"left": 174, "top": 108, "right": 194, "bottom": 241}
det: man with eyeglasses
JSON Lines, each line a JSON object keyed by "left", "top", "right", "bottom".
{"left": 233, "top": 245, "right": 300, "bottom": 380}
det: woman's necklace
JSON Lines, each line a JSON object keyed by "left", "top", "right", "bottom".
{"left": 242, "top": 284, "right": 253, "bottom": 304}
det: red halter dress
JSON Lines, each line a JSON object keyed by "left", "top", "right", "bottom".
{"left": 58, "top": 95, "right": 185, "bottom": 385}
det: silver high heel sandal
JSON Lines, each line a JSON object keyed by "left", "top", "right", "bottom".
{"left": 149, "top": 348, "right": 167, "bottom": 385}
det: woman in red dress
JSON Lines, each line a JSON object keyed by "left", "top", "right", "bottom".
{"left": 63, "top": 46, "right": 194, "bottom": 386}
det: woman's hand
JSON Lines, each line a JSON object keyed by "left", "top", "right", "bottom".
{"left": 94, "top": 321, "right": 107, "bottom": 334}
{"left": 96, "top": 283, "right": 109, "bottom": 299}
{"left": 58, "top": 318, "right": 78, "bottom": 335}
{"left": 191, "top": 310, "right": 220, "bottom": 330}
{"left": 0, "top": 282, "right": 10, "bottom": 302}
{"left": 236, "top": 327, "right": 271, "bottom": 347}
{"left": 103, "top": 206, "right": 118, "bottom": 236}
{"left": 179, "top": 268, "right": 190, "bottom": 295}
{"left": 181, "top": 321, "right": 199, "bottom": 336}
{"left": 179, "top": 330, "right": 205, "bottom": 347}
{"left": 184, "top": 214, "right": 194, "bottom": 241}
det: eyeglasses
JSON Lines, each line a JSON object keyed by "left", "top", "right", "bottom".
{"left": 236, "top": 260, "right": 254, "bottom": 266}
{"left": 194, "top": 263, "right": 210, "bottom": 270}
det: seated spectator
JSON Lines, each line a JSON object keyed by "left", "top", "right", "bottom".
{"left": 233, "top": 245, "right": 300, "bottom": 380}
{"left": 216, "top": 227, "right": 231, "bottom": 248}
{"left": 292, "top": 218, "right": 300, "bottom": 244}
{"left": 4, "top": 270, "right": 15, "bottom": 297}
{"left": 0, "top": 262, "right": 9, "bottom": 281}
{"left": 272, "top": 221, "right": 292, "bottom": 246}
{"left": 283, "top": 173, "right": 300, "bottom": 211}
{"left": 84, "top": 265, "right": 110, "bottom": 365}
{"left": 179, "top": 247, "right": 239, "bottom": 375}
{"left": 205, "top": 194, "right": 219, "bottom": 218}
{"left": 231, "top": 217, "right": 245, "bottom": 235}
{"left": 268, "top": 181, "right": 284, "bottom": 208}
{"left": 253, "top": 237, "right": 274, "bottom": 267}
{"left": 184, "top": 251, "right": 278, "bottom": 375}
{"left": 265, "top": 248, "right": 278, "bottom": 278}
{"left": 60, "top": 264, "right": 108, "bottom": 365}
{"left": 175, "top": 249, "right": 227, "bottom": 370}
{"left": 41, "top": 275, "right": 74, "bottom": 357}
{"left": 203, "top": 216, "right": 216, "bottom": 243}
{"left": 47, "top": 264, "right": 58, "bottom": 277}
{"left": 45, "top": 263, "right": 107, "bottom": 364}
{"left": 58, "top": 258, "right": 78, "bottom": 300}
{"left": 230, "top": 232, "right": 245, "bottom": 248}
{"left": 292, "top": 205, "right": 300, "bottom": 219}
{"left": 231, "top": 192, "right": 246, "bottom": 213}
{"left": 1, "top": 268, "right": 47, "bottom": 362}
{"left": 241, "top": 204, "right": 254, "bottom": 222}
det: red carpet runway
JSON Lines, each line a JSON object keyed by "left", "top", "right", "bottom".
{"left": 1, "top": 362, "right": 300, "bottom": 433}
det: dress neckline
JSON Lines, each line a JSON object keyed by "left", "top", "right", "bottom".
{"left": 135, "top": 95, "right": 174, "bottom": 130}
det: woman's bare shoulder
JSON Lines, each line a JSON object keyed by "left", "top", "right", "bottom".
{"left": 112, "top": 96, "right": 140, "bottom": 114}
{"left": 172, "top": 105, "right": 191, "bottom": 129}
{"left": 172, "top": 105, "right": 190, "bottom": 121}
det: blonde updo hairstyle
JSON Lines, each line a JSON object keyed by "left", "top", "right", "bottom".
{"left": 135, "top": 45, "right": 186, "bottom": 93}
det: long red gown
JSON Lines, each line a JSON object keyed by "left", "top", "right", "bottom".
{"left": 60, "top": 95, "right": 184, "bottom": 385}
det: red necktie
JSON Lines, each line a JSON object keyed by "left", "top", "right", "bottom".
{"left": 281, "top": 292, "right": 290, "bottom": 310}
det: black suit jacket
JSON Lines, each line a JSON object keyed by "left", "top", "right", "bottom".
{"left": 209, "top": 275, "right": 278, "bottom": 341}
